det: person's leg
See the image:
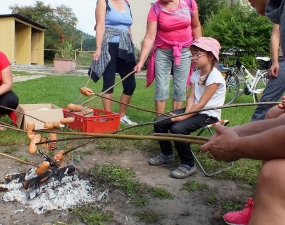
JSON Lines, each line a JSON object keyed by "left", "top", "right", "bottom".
{"left": 172, "top": 48, "right": 191, "bottom": 111}
{"left": 117, "top": 59, "right": 136, "bottom": 120}
{"left": 170, "top": 114, "right": 218, "bottom": 178}
{"left": 101, "top": 43, "right": 118, "bottom": 112}
{"left": 248, "top": 159, "right": 285, "bottom": 225}
{"left": 251, "top": 58, "right": 285, "bottom": 121}
{"left": 149, "top": 108, "right": 185, "bottom": 165}
{"left": 265, "top": 105, "right": 284, "bottom": 119}
{"left": 154, "top": 48, "right": 173, "bottom": 115}
{"left": 0, "top": 91, "right": 19, "bottom": 115}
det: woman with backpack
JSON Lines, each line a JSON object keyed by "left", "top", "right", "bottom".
{"left": 92, "top": 0, "right": 137, "bottom": 125}
{"left": 134, "top": 0, "right": 202, "bottom": 116}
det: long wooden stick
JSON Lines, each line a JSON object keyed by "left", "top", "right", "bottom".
{"left": 0, "top": 105, "right": 45, "bottom": 123}
{"left": 0, "top": 121, "right": 25, "bottom": 133}
{"left": 34, "top": 130, "right": 208, "bottom": 145}
{"left": 91, "top": 92, "right": 169, "bottom": 117}
{"left": 0, "top": 152, "right": 37, "bottom": 167}
{"left": 152, "top": 133, "right": 209, "bottom": 141}
{"left": 80, "top": 70, "right": 136, "bottom": 106}
{"left": 113, "top": 101, "right": 281, "bottom": 133}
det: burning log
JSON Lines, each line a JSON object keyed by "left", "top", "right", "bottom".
{"left": 0, "top": 187, "right": 8, "bottom": 192}
{"left": 5, "top": 173, "right": 26, "bottom": 184}
{"left": 22, "top": 165, "right": 75, "bottom": 190}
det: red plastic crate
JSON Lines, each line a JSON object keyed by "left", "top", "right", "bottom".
{"left": 62, "top": 108, "right": 120, "bottom": 133}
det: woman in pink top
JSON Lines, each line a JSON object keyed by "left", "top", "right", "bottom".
{"left": 134, "top": 0, "right": 201, "bottom": 116}
{"left": 0, "top": 52, "right": 19, "bottom": 128}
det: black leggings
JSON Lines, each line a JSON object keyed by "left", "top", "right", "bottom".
{"left": 0, "top": 91, "right": 19, "bottom": 114}
{"left": 102, "top": 43, "right": 136, "bottom": 95}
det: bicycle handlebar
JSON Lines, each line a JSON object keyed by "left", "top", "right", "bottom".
{"left": 222, "top": 48, "right": 250, "bottom": 56}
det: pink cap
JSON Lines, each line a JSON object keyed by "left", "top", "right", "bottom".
{"left": 191, "top": 37, "right": 221, "bottom": 61}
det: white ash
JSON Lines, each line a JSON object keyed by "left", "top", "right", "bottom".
{"left": 0, "top": 168, "right": 108, "bottom": 214}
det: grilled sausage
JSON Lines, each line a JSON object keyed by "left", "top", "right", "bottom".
{"left": 29, "top": 134, "right": 41, "bottom": 154}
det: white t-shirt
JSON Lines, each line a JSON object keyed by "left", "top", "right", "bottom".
{"left": 190, "top": 67, "right": 226, "bottom": 120}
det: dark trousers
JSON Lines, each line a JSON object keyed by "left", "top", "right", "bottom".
{"left": 154, "top": 108, "right": 219, "bottom": 166}
{"left": 252, "top": 58, "right": 285, "bottom": 121}
{"left": 0, "top": 91, "right": 19, "bottom": 114}
{"left": 102, "top": 43, "right": 136, "bottom": 96}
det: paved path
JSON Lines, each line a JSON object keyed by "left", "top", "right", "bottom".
{"left": 11, "top": 64, "right": 146, "bottom": 82}
{"left": 13, "top": 75, "right": 47, "bottom": 82}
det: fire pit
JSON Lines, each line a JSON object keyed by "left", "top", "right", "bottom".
{"left": 0, "top": 166, "right": 108, "bottom": 214}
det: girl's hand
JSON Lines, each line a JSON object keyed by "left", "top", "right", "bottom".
{"left": 170, "top": 112, "right": 180, "bottom": 122}
{"left": 93, "top": 49, "right": 101, "bottom": 61}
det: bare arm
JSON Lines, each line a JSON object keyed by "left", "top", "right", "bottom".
{"left": 191, "top": 9, "right": 202, "bottom": 40}
{"left": 230, "top": 115, "right": 285, "bottom": 137}
{"left": 270, "top": 23, "right": 280, "bottom": 77}
{"left": 93, "top": 0, "right": 106, "bottom": 61}
{"left": 201, "top": 121, "right": 285, "bottom": 162}
{"left": 171, "top": 83, "right": 219, "bottom": 122}
{"left": 0, "top": 65, "right": 13, "bottom": 95}
{"left": 134, "top": 21, "right": 157, "bottom": 73}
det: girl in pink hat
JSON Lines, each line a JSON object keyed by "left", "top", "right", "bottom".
{"left": 149, "top": 37, "right": 226, "bottom": 179}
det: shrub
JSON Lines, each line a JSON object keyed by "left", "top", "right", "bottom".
{"left": 202, "top": 3, "right": 272, "bottom": 69}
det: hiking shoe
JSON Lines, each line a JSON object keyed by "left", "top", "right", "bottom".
{"left": 148, "top": 153, "right": 175, "bottom": 166}
{"left": 120, "top": 115, "right": 137, "bottom": 125}
{"left": 170, "top": 164, "right": 197, "bottom": 179}
{"left": 223, "top": 198, "right": 254, "bottom": 225}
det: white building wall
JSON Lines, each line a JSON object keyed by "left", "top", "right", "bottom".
{"left": 128, "top": 0, "right": 154, "bottom": 48}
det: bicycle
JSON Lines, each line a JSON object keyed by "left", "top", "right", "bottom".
{"left": 220, "top": 48, "right": 271, "bottom": 105}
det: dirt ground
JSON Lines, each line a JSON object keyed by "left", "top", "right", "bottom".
{"left": 0, "top": 144, "right": 254, "bottom": 225}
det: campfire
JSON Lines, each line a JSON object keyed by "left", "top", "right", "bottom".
{"left": 0, "top": 165, "right": 108, "bottom": 214}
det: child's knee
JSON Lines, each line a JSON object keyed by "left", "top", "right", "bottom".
{"left": 258, "top": 159, "right": 285, "bottom": 186}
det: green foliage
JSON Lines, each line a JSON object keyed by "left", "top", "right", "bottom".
{"left": 203, "top": 3, "right": 272, "bottom": 69}
{"left": 196, "top": 0, "right": 227, "bottom": 25}
{"left": 55, "top": 41, "right": 75, "bottom": 60}
{"left": 9, "top": 1, "right": 83, "bottom": 59}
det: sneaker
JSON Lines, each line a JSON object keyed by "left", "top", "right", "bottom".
{"left": 170, "top": 164, "right": 197, "bottom": 179}
{"left": 223, "top": 198, "right": 254, "bottom": 225}
{"left": 120, "top": 115, "right": 137, "bottom": 125}
{"left": 148, "top": 153, "right": 175, "bottom": 166}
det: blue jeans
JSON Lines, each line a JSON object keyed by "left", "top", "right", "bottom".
{"left": 251, "top": 58, "right": 285, "bottom": 121}
{"left": 154, "top": 109, "right": 219, "bottom": 166}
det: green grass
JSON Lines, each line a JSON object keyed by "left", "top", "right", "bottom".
{"left": 71, "top": 205, "right": 113, "bottom": 225}
{"left": 134, "top": 210, "right": 163, "bottom": 224}
{"left": 181, "top": 180, "right": 210, "bottom": 192}
{"left": 0, "top": 73, "right": 263, "bottom": 185}
{"left": 90, "top": 164, "right": 172, "bottom": 204}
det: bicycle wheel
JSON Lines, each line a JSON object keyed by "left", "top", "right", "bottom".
{"left": 253, "top": 73, "right": 269, "bottom": 102}
{"left": 224, "top": 71, "right": 240, "bottom": 105}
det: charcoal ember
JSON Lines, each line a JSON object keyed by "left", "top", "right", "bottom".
{"left": 0, "top": 186, "right": 8, "bottom": 192}
{"left": 22, "top": 172, "right": 51, "bottom": 190}
{"left": 54, "top": 165, "right": 75, "bottom": 181}
{"left": 5, "top": 173, "right": 26, "bottom": 184}
{"left": 22, "top": 165, "right": 76, "bottom": 190}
